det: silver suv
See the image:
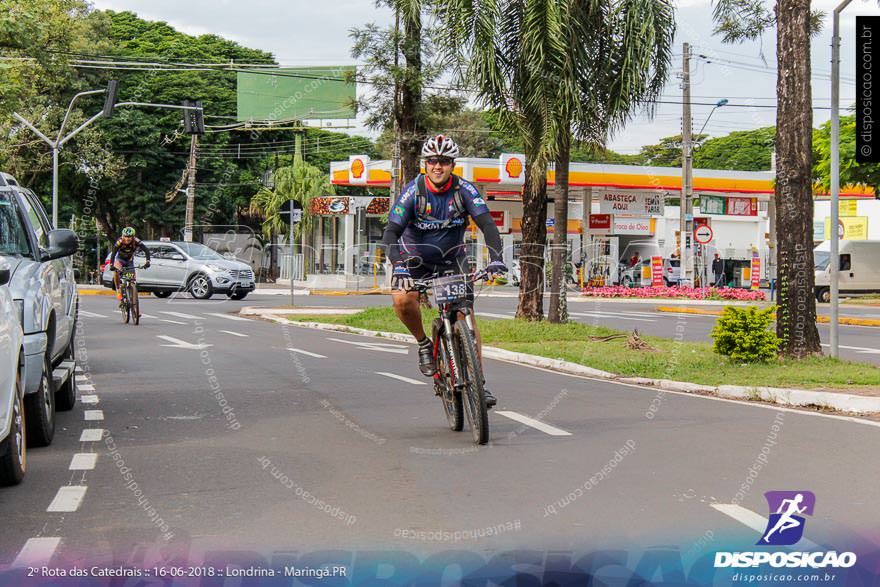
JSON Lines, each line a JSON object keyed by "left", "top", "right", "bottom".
{"left": 0, "top": 174, "right": 78, "bottom": 448}
{"left": 103, "top": 240, "right": 255, "bottom": 300}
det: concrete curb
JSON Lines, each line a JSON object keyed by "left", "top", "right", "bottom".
{"left": 240, "top": 307, "right": 880, "bottom": 416}
{"left": 655, "top": 305, "right": 880, "bottom": 327}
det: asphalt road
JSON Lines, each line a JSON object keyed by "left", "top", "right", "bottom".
{"left": 0, "top": 293, "right": 877, "bottom": 581}
{"left": 244, "top": 289, "right": 880, "bottom": 366}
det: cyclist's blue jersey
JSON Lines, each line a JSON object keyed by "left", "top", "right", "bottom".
{"left": 388, "top": 175, "right": 490, "bottom": 264}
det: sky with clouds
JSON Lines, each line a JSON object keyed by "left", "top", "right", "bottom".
{"left": 89, "top": 0, "right": 880, "bottom": 156}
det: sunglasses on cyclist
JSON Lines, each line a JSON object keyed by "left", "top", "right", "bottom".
{"left": 425, "top": 157, "right": 454, "bottom": 166}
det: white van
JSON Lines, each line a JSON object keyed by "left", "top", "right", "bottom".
{"left": 814, "top": 240, "right": 880, "bottom": 302}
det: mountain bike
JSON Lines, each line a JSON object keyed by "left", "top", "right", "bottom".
{"left": 413, "top": 269, "right": 490, "bottom": 445}
{"left": 115, "top": 266, "right": 141, "bottom": 325}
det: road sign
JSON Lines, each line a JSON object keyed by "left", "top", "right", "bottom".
{"left": 280, "top": 200, "right": 303, "bottom": 224}
{"left": 694, "top": 224, "right": 714, "bottom": 244}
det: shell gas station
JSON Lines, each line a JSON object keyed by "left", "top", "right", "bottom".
{"left": 312, "top": 154, "right": 874, "bottom": 287}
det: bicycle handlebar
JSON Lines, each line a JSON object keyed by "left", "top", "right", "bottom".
{"left": 411, "top": 269, "right": 490, "bottom": 291}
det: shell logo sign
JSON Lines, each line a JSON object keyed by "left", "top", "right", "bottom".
{"left": 499, "top": 153, "right": 526, "bottom": 185}
{"left": 349, "top": 155, "right": 370, "bottom": 185}
{"left": 505, "top": 157, "right": 523, "bottom": 178}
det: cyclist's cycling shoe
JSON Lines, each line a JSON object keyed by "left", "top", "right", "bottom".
{"left": 417, "top": 338, "right": 436, "bottom": 376}
{"left": 483, "top": 388, "right": 497, "bottom": 409}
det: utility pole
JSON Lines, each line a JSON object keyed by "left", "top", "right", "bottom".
{"left": 829, "top": 0, "right": 853, "bottom": 358}
{"left": 680, "top": 42, "right": 694, "bottom": 284}
{"left": 183, "top": 134, "right": 198, "bottom": 242}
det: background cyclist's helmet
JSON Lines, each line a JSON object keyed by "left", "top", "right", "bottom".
{"left": 122, "top": 227, "right": 136, "bottom": 237}
{"left": 421, "top": 134, "right": 460, "bottom": 159}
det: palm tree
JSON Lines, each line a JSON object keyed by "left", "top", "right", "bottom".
{"left": 547, "top": 0, "right": 675, "bottom": 323}
{"left": 437, "top": 0, "right": 674, "bottom": 321}
{"left": 712, "top": 0, "right": 822, "bottom": 357}
{"left": 249, "top": 159, "right": 335, "bottom": 276}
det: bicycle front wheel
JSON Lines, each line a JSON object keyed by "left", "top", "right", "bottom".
{"left": 131, "top": 282, "right": 140, "bottom": 325}
{"left": 433, "top": 319, "right": 462, "bottom": 432}
{"left": 453, "top": 320, "right": 488, "bottom": 445}
{"left": 120, "top": 286, "right": 130, "bottom": 324}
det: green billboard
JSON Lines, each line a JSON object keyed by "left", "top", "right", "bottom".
{"left": 236, "top": 66, "right": 357, "bottom": 122}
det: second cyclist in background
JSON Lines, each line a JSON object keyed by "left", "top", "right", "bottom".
{"left": 110, "top": 227, "right": 151, "bottom": 304}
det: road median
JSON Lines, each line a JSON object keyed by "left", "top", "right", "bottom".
{"left": 240, "top": 306, "right": 880, "bottom": 416}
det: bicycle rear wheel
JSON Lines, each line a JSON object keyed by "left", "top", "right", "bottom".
{"left": 432, "top": 319, "right": 462, "bottom": 432}
{"left": 131, "top": 282, "right": 140, "bottom": 325}
{"left": 453, "top": 320, "right": 488, "bottom": 445}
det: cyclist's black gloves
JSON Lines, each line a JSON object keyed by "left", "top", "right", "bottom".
{"left": 391, "top": 262, "right": 413, "bottom": 291}
{"left": 143, "top": 261, "right": 151, "bottom": 269}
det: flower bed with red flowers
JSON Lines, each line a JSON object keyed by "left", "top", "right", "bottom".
{"left": 580, "top": 285, "right": 766, "bottom": 301}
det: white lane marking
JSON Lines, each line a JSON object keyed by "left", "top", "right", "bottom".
{"left": 220, "top": 330, "right": 249, "bottom": 337}
{"left": 139, "top": 313, "right": 157, "bottom": 319}
{"left": 156, "top": 335, "right": 213, "bottom": 350}
{"left": 80, "top": 310, "right": 107, "bottom": 318}
{"left": 375, "top": 371, "right": 427, "bottom": 385}
{"left": 84, "top": 410, "right": 104, "bottom": 421}
{"left": 160, "top": 319, "right": 186, "bottom": 325}
{"left": 78, "top": 384, "right": 95, "bottom": 392}
{"left": 571, "top": 311, "right": 655, "bottom": 323}
{"left": 69, "top": 453, "right": 98, "bottom": 470}
{"left": 477, "top": 312, "right": 514, "bottom": 320}
{"left": 75, "top": 375, "right": 90, "bottom": 383}
{"left": 205, "top": 312, "right": 251, "bottom": 322}
{"left": 495, "top": 411, "right": 573, "bottom": 436}
{"left": 47, "top": 486, "right": 88, "bottom": 512}
{"left": 160, "top": 311, "right": 202, "bottom": 320}
{"left": 711, "top": 504, "right": 819, "bottom": 549}
{"left": 820, "top": 343, "right": 880, "bottom": 354}
{"left": 327, "top": 337, "right": 409, "bottom": 354}
{"left": 79, "top": 429, "right": 104, "bottom": 442}
{"left": 11, "top": 537, "right": 62, "bottom": 568}
{"left": 286, "top": 347, "right": 327, "bottom": 358}
{"left": 74, "top": 366, "right": 83, "bottom": 373}
{"left": 80, "top": 395, "right": 99, "bottom": 404}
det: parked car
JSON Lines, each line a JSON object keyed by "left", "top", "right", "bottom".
{"left": 0, "top": 174, "right": 78, "bottom": 448}
{"left": 814, "top": 240, "right": 880, "bottom": 302}
{"left": 102, "top": 240, "right": 255, "bottom": 300}
{"left": 617, "top": 258, "right": 681, "bottom": 287}
{"left": 0, "top": 260, "right": 26, "bottom": 485}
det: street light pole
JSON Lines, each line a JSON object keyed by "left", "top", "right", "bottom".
{"left": 14, "top": 96, "right": 202, "bottom": 228}
{"left": 830, "top": 0, "right": 853, "bottom": 359}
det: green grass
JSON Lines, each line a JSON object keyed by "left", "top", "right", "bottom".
{"left": 290, "top": 308, "right": 880, "bottom": 391}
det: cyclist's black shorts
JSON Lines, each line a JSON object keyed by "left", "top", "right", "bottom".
{"left": 406, "top": 255, "right": 474, "bottom": 307}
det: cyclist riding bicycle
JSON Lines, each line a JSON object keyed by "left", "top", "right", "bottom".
{"left": 381, "top": 135, "right": 507, "bottom": 408}
{"left": 110, "top": 227, "right": 151, "bottom": 303}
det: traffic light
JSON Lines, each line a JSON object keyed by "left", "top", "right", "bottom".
{"left": 102, "top": 80, "right": 119, "bottom": 118}
{"left": 182, "top": 100, "right": 205, "bottom": 135}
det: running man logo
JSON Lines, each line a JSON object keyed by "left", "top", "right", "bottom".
{"left": 759, "top": 491, "right": 816, "bottom": 546}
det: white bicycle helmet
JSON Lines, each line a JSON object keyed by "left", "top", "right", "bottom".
{"left": 421, "top": 134, "right": 460, "bottom": 159}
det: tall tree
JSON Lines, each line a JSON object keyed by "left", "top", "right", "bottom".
{"left": 351, "top": 1, "right": 443, "bottom": 186}
{"left": 713, "top": 1, "right": 822, "bottom": 358}
{"left": 437, "top": 0, "right": 564, "bottom": 320}
{"left": 547, "top": 0, "right": 674, "bottom": 323}
{"left": 437, "top": 0, "right": 674, "bottom": 321}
